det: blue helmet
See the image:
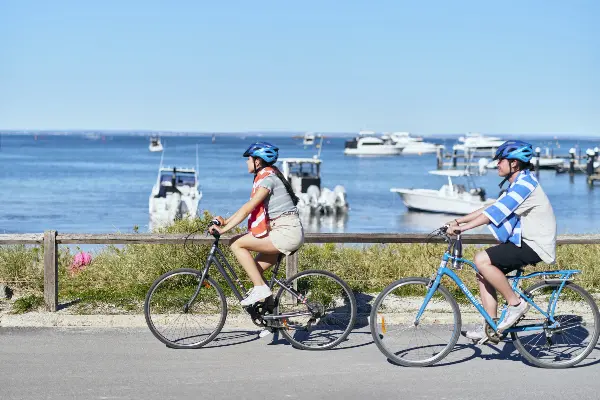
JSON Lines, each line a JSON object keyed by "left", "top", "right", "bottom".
{"left": 493, "top": 140, "right": 534, "bottom": 163}
{"left": 243, "top": 142, "right": 279, "bottom": 164}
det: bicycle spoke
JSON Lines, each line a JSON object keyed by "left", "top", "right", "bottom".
{"left": 145, "top": 271, "right": 227, "bottom": 348}
{"left": 276, "top": 271, "right": 356, "bottom": 350}
{"left": 513, "top": 282, "right": 599, "bottom": 368}
{"left": 370, "top": 278, "right": 461, "bottom": 367}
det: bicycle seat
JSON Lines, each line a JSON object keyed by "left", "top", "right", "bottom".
{"left": 506, "top": 267, "right": 525, "bottom": 276}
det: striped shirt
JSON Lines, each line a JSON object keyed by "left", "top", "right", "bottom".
{"left": 483, "top": 170, "right": 556, "bottom": 264}
{"left": 258, "top": 175, "right": 298, "bottom": 219}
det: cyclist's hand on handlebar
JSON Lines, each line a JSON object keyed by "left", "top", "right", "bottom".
{"left": 208, "top": 217, "right": 226, "bottom": 236}
{"left": 446, "top": 225, "right": 462, "bottom": 236}
{"left": 208, "top": 224, "right": 224, "bottom": 236}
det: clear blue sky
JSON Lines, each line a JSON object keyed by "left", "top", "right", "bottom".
{"left": 1, "top": 0, "right": 598, "bottom": 136}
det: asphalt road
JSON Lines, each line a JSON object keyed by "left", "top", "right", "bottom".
{"left": 1, "top": 324, "right": 599, "bottom": 400}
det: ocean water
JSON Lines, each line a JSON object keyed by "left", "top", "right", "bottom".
{"left": 0, "top": 133, "right": 598, "bottom": 235}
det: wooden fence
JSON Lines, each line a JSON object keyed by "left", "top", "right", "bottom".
{"left": 1, "top": 231, "right": 599, "bottom": 312}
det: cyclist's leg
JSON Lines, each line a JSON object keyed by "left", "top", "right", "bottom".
{"left": 475, "top": 243, "right": 527, "bottom": 306}
{"left": 255, "top": 252, "right": 280, "bottom": 275}
{"left": 230, "top": 233, "right": 280, "bottom": 286}
{"left": 475, "top": 247, "right": 521, "bottom": 306}
{"left": 475, "top": 270, "right": 498, "bottom": 318}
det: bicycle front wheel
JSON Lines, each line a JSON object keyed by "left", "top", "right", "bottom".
{"left": 144, "top": 268, "right": 227, "bottom": 349}
{"left": 512, "top": 281, "right": 600, "bottom": 368}
{"left": 370, "top": 277, "right": 461, "bottom": 367}
{"left": 274, "top": 270, "right": 357, "bottom": 350}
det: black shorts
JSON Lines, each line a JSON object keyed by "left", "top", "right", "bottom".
{"left": 485, "top": 241, "right": 542, "bottom": 274}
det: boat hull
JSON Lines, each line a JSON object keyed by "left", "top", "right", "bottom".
{"left": 400, "top": 144, "right": 440, "bottom": 155}
{"left": 391, "top": 188, "right": 494, "bottom": 215}
{"left": 344, "top": 147, "right": 402, "bottom": 156}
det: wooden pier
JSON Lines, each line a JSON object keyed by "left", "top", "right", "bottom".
{"left": 436, "top": 145, "right": 600, "bottom": 184}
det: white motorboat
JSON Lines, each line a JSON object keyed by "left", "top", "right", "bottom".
{"left": 485, "top": 157, "right": 566, "bottom": 170}
{"left": 388, "top": 132, "right": 441, "bottom": 155}
{"left": 149, "top": 153, "right": 202, "bottom": 230}
{"left": 390, "top": 170, "right": 495, "bottom": 215}
{"left": 303, "top": 132, "right": 316, "bottom": 146}
{"left": 149, "top": 136, "right": 164, "bottom": 152}
{"left": 452, "top": 132, "right": 505, "bottom": 152}
{"left": 279, "top": 157, "right": 349, "bottom": 216}
{"left": 344, "top": 131, "right": 404, "bottom": 156}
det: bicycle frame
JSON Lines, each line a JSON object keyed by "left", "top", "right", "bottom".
{"left": 416, "top": 234, "right": 581, "bottom": 333}
{"left": 187, "top": 234, "right": 311, "bottom": 319}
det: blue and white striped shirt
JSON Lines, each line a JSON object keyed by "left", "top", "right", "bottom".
{"left": 483, "top": 170, "right": 539, "bottom": 247}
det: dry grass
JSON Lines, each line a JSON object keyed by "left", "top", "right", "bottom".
{"left": 1, "top": 212, "right": 599, "bottom": 313}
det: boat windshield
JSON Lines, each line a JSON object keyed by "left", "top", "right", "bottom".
{"left": 160, "top": 171, "right": 196, "bottom": 186}
{"left": 288, "top": 162, "right": 319, "bottom": 178}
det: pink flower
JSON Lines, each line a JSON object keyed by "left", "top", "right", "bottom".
{"left": 70, "top": 252, "right": 92, "bottom": 276}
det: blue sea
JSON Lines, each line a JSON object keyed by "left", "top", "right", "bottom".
{"left": 0, "top": 133, "right": 598, "bottom": 235}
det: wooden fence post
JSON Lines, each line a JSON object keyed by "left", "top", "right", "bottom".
{"left": 285, "top": 252, "right": 298, "bottom": 280}
{"left": 43, "top": 230, "right": 58, "bottom": 311}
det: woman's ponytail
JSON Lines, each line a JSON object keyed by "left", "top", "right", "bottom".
{"left": 270, "top": 165, "right": 299, "bottom": 206}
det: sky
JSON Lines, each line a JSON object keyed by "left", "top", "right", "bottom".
{"left": 1, "top": 0, "right": 599, "bottom": 136}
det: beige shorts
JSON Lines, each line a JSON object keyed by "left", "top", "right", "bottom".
{"left": 268, "top": 214, "right": 304, "bottom": 255}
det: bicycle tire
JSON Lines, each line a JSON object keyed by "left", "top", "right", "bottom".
{"left": 144, "top": 268, "right": 227, "bottom": 349}
{"left": 274, "top": 270, "right": 357, "bottom": 350}
{"left": 512, "top": 281, "right": 600, "bottom": 368}
{"left": 370, "top": 277, "right": 462, "bottom": 367}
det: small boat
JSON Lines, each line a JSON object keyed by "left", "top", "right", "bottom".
{"left": 485, "top": 157, "right": 566, "bottom": 170}
{"left": 149, "top": 150, "right": 202, "bottom": 230}
{"left": 344, "top": 131, "right": 404, "bottom": 156}
{"left": 452, "top": 132, "right": 505, "bottom": 152}
{"left": 149, "top": 136, "right": 164, "bottom": 152}
{"left": 387, "top": 132, "right": 441, "bottom": 155}
{"left": 303, "top": 132, "right": 316, "bottom": 146}
{"left": 279, "top": 157, "right": 349, "bottom": 216}
{"left": 390, "top": 170, "right": 495, "bottom": 215}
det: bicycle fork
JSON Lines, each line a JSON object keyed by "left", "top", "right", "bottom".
{"left": 414, "top": 273, "right": 445, "bottom": 326}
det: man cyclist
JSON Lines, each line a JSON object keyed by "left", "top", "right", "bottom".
{"left": 447, "top": 140, "right": 557, "bottom": 340}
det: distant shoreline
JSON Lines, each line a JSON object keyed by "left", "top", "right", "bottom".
{"left": 1, "top": 130, "right": 598, "bottom": 141}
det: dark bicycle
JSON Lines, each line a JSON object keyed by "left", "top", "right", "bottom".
{"left": 144, "top": 221, "right": 357, "bottom": 350}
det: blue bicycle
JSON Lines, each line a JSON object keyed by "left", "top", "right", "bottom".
{"left": 370, "top": 227, "right": 600, "bottom": 368}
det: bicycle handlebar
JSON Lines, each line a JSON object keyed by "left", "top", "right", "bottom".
{"left": 207, "top": 219, "right": 221, "bottom": 239}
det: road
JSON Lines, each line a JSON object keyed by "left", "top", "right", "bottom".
{"left": 1, "top": 324, "right": 599, "bottom": 400}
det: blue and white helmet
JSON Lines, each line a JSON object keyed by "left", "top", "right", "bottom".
{"left": 493, "top": 140, "right": 534, "bottom": 163}
{"left": 243, "top": 142, "right": 279, "bottom": 164}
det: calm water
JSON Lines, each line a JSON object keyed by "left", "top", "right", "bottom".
{"left": 0, "top": 133, "right": 598, "bottom": 234}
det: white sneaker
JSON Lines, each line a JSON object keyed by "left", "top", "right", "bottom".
{"left": 258, "top": 328, "right": 273, "bottom": 338}
{"left": 465, "top": 325, "right": 485, "bottom": 341}
{"left": 497, "top": 300, "right": 530, "bottom": 332}
{"left": 240, "top": 285, "right": 272, "bottom": 306}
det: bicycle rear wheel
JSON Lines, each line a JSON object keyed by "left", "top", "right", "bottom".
{"left": 512, "top": 281, "right": 600, "bottom": 368}
{"left": 144, "top": 268, "right": 227, "bottom": 349}
{"left": 274, "top": 270, "right": 357, "bottom": 350}
{"left": 370, "top": 277, "right": 461, "bottom": 367}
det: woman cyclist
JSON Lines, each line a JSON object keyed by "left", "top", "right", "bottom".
{"left": 209, "top": 142, "right": 305, "bottom": 306}
{"left": 447, "top": 140, "right": 557, "bottom": 340}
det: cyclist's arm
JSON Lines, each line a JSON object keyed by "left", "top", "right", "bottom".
{"left": 457, "top": 213, "right": 490, "bottom": 233}
{"left": 455, "top": 206, "right": 486, "bottom": 225}
{"left": 220, "top": 188, "right": 270, "bottom": 233}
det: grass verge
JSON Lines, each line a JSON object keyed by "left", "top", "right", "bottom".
{"left": 1, "top": 212, "right": 599, "bottom": 314}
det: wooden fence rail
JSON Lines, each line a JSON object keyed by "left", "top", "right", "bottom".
{"left": 1, "top": 232, "right": 599, "bottom": 311}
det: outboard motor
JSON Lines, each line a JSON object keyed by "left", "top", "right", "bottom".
{"left": 333, "top": 185, "right": 349, "bottom": 212}
{"left": 469, "top": 187, "right": 487, "bottom": 202}
{"left": 306, "top": 185, "right": 321, "bottom": 213}
{"left": 478, "top": 158, "right": 489, "bottom": 175}
{"left": 318, "top": 187, "right": 337, "bottom": 215}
